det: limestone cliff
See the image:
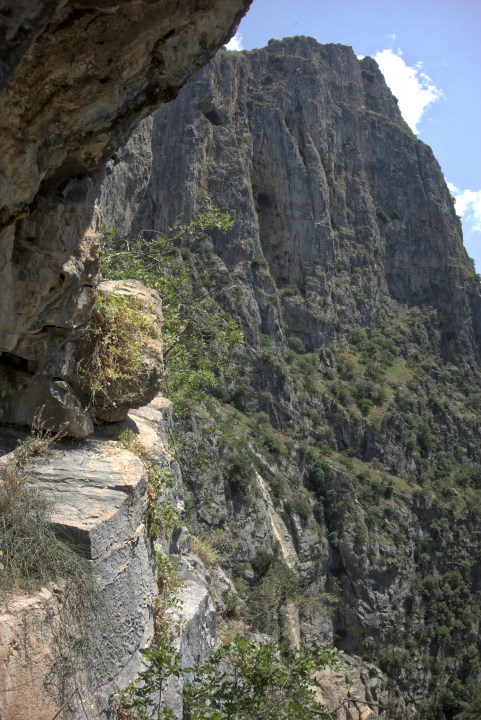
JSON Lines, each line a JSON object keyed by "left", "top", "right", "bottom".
{"left": 107, "top": 36, "right": 481, "bottom": 364}
{"left": 0, "top": 392, "right": 219, "bottom": 720}
{"left": 97, "top": 38, "right": 481, "bottom": 719}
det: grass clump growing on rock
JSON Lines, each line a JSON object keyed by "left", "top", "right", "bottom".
{"left": 0, "top": 427, "right": 92, "bottom": 593}
{"left": 117, "top": 429, "right": 180, "bottom": 540}
{"left": 77, "top": 292, "right": 156, "bottom": 406}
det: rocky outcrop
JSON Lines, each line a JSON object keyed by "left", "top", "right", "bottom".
{"left": 0, "top": 0, "right": 251, "bottom": 435}
{"left": 75, "top": 279, "right": 164, "bottom": 423}
{"left": 315, "top": 654, "right": 387, "bottom": 720}
{"left": 0, "top": 392, "right": 220, "bottom": 720}
{"left": 0, "top": 426, "right": 155, "bottom": 719}
{"left": 0, "top": 0, "right": 251, "bottom": 229}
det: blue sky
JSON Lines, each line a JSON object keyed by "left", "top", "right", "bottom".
{"left": 227, "top": 0, "right": 481, "bottom": 271}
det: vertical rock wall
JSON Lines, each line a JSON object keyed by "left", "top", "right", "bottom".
{"left": 100, "top": 37, "right": 481, "bottom": 363}
{"left": 0, "top": 393, "right": 219, "bottom": 720}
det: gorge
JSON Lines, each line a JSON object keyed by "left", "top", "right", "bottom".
{"left": 1, "top": 11, "right": 481, "bottom": 720}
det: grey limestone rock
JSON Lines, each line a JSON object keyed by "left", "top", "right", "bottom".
{"left": 101, "top": 36, "right": 481, "bottom": 364}
{"left": 0, "top": 393, "right": 191, "bottom": 720}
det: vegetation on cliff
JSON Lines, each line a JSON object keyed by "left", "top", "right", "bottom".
{"left": 95, "top": 36, "right": 481, "bottom": 720}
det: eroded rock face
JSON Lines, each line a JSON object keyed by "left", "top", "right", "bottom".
{"left": 0, "top": 0, "right": 251, "bottom": 229}
{"left": 95, "top": 37, "right": 481, "bottom": 718}
{"left": 0, "top": 0, "right": 251, "bottom": 434}
{"left": 315, "top": 654, "right": 387, "bottom": 720}
{"left": 0, "top": 435, "right": 155, "bottom": 719}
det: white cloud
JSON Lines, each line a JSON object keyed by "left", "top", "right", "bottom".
{"left": 448, "top": 183, "right": 481, "bottom": 233}
{"left": 225, "top": 32, "right": 243, "bottom": 51}
{"left": 374, "top": 48, "right": 444, "bottom": 134}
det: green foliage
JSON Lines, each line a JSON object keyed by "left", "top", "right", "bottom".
{"left": 116, "top": 633, "right": 340, "bottom": 720}
{"left": 115, "top": 636, "right": 183, "bottom": 720}
{"left": 457, "top": 686, "right": 481, "bottom": 720}
{"left": 288, "top": 336, "right": 306, "bottom": 354}
{"left": 77, "top": 292, "right": 155, "bottom": 403}
{"left": 304, "top": 459, "right": 326, "bottom": 497}
{"left": 375, "top": 206, "right": 390, "bottom": 223}
{"left": 285, "top": 495, "right": 312, "bottom": 522}
{"left": 190, "top": 535, "right": 221, "bottom": 568}
{"left": 117, "top": 429, "right": 180, "bottom": 540}
{"left": 353, "top": 330, "right": 398, "bottom": 368}
{"left": 100, "top": 199, "right": 242, "bottom": 404}
{"left": 0, "top": 429, "right": 92, "bottom": 592}
{"left": 182, "top": 635, "right": 341, "bottom": 720}
{"left": 252, "top": 253, "right": 268, "bottom": 268}
{"left": 282, "top": 285, "right": 301, "bottom": 298}
{"left": 247, "top": 559, "right": 300, "bottom": 635}
{"left": 223, "top": 439, "right": 256, "bottom": 498}
{"left": 231, "top": 378, "right": 259, "bottom": 413}
{"left": 115, "top": 550, "right": 184, "bottom": 720}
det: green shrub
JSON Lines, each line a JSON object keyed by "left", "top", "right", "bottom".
{"left": 376, "top": 206, "right": 390, "bottom": 223}
{"left": 190, "top": 535, "right": 220, "bottom": 568}
{"left": 100, "top": 202, "right": 242, "bottom": 406}
{"left": 251, "top": 550, "right": 275, "bottom": 577}
{"left": 259, "top": 391, "right": 274, "bottom": 410}
{"left": 305, "top": 460, "right": 326, "bottom": 497}
{"left": 252, "top": 253, "right": 269, "bottom": 268}
{"left": 283, "top": 285, "right": 301, "bottom": 297}
{"left": 288, "top": 336, "right": 305, "bottom": 353}
{"left": 182, "top": 635, "right": 340, "bottom": 720}
{"left": 285, "top": 495, "right": 312, "bottom": 522}
{"left": 231, "top": 378, "right": 258, "bottom": 413}
{"left": 76, "top": 292, "right": 154, "bottom": 405}
{"left": 224, "top": 441, "right": 255, "bottom": 497}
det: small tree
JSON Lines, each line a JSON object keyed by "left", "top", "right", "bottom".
{"left": 182, "top": 635, "right": 340, "bottom": 720}
{"left": 115, "top": 634, "right": 341, "bottom": 720}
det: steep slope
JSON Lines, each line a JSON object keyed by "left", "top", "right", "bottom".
{"left": 98, "top": 38, "right": 481, "bottom": 720}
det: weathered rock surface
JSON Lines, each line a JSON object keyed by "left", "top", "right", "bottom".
{"left": 315, "top": 654, "right": 387, "bottom": 720}
{"left": 0, "top": 586, "right": 74, "bottom": 720}
{"left": 0, "top": 436, "right": 155, "bottom": 719}
{"left": 0, "top": 0, "right": 252, "bottom": 229}
{"left": 0, "top": 393, "right": 212, "bottom": 720}
{"left": 0, "top": 0, "right": 251, "bottom": 435}
{"left": 163, "top": 553, "right": 218, "bottom": 716}
{"left": 95, "top": 37, "right": 481, "bottom": 719}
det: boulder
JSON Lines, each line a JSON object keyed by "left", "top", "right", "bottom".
{"left": 74, "top": 279, "right": 164, "bottom": 423}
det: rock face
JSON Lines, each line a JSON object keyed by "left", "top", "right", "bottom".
{"left": 105, "top": 36, "right": 481, "bottom": 364}
{"left": 315, "top": 654, "right": 387, "bottom": 720}
{"left": 75, "top": 279, "right": 164, "bottom": 423}
{"left": 0, "top": 432, "right": 156, "bottom": 719}
{"left": 97, "top": 37, "right": 481, "bottom": 719}
{"left": 0, "top": 0, "right": 251, "bottom": 434}
{"left": 0, "top": 0, "right": 252, "bottom": 229}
